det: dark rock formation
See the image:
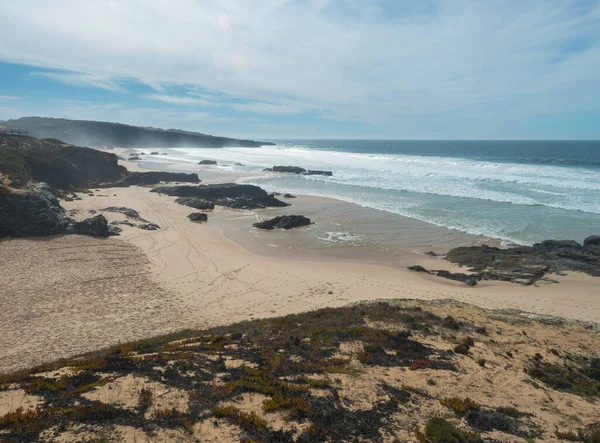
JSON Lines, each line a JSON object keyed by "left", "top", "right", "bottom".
{"left": 138, "top": 223, "right": 160, "bottom": 230}
{"left": 127, "top": 156, "right": 141, "bottom": 161}
{"left": 188, "top": 213, "right": 208, "bottom": 222}
{"left": 0, "top": 188, "right": 71, "bottom": 237}
{"left": 5, "top": 117, "right": 275, "bottom": 149}
{"left": 263, "top": 166, "right": 333, "bottom": 176}
{"left": 234, "top": 163, "right": 244, "bottom": 166}
{"left": 307, "top": 170, "right": 333, "bottom": 176}
{"left": 283, "top": 193, "right": 297, "bottom": 199}
{"left": 420, "top": 238, "right": 600, "bottom": 285}
{"left": 0, "top": 134, "right": 127, "bottom": 189}
{"left": 584, "top": 235, "right": 600, "bottom": 247}
{"left": 101, "top": 206, "right": 142, "bottom": 220}
{"left": 198, "top": 160, "right": 217, "bottom": 165}
{"left": 151, "top": 184, "right": 289, "bottom": 210}
{"left": 119, "top": 171, "right": 200, "bottom": 186}
{"left": 175, "top": 197, "right": 215, "bottom": 210}
{"left": 150, "top": 152, "right": 159, "bottom": 155}
{"left": 253, "top": 215, "right": 312, "bottom": 230}
{"left": 266, "top": 166, "right": 307, "bottom": 174}
{"left": 72, "top": 214, "right": 117, "bottom": 237}
{"left": 407, "top": 266, "right": 478, "bottom": 286}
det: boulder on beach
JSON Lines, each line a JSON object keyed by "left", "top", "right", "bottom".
{"left": 188, "top": 212, "right": 208, "bottom": 222}
{"left": 0, "top": 187, "right": 71, "bottom": 237}
{"left": 198, "top": 160, "right": 218, "bottom": 165}
{"left": 583, "top": 235, "right": 600, "bottom": 247}
{"left": 253, "top": 215, "right": 312, "bottom": 230}
{"left": 283, "top": 193, "right": 297, "bottom": 199}
{"left": 72, "top": 215, "right": 118, "bottom": 237}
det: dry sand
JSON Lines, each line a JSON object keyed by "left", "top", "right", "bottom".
{"left": 1, "top": 162, "right": 599, "bottom": 373}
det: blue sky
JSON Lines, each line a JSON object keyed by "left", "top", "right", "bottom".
{"left": 1, "top": 0, "right": 599, "bottom": 139}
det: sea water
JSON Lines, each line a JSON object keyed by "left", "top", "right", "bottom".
{"left": 138, "top": 140, "right": 600, "bottom": 246}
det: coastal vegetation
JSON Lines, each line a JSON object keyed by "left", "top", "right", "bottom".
{"left": 1, "top": 300, "right": 598, "bottom": 442}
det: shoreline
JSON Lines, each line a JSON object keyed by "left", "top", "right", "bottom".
{"left": 1, "top": 149, "right": 599, "bottom": 374}
{"left": 116, "top": 150, "right": 501, "bottom": 266}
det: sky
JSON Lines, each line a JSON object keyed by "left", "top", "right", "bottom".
{"left": 0, "top": 0, "right": 599, "bottom": 140}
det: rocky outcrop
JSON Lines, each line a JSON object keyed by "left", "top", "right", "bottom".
{"left": 264, "top": 165, "right": 333, "bottom": 176}
{"left": 408, "top": 266, "right": 479, "bottom": 286}
{"left": 150, "top": 152, "right": 160, "bottom": 155}
{"left": 127, "top": 156, "right": 141, "bottom": 161}
{"left": 0, "top": 134, "right": 127, "bottom": 189}
{"left": 0, "top": 188, "right": 71, "bottom": 237}
{"left": 101, "top": 206, "right": 142, "bottom": 220}
{"left": 584, "top": 235, "right": 600, "bottom": 247}
{"left": 174, "top": 197, "right": 215, "bottom": 210}
{"left": 151, "top": 184, "right": 289, "bottom": 210}
{"left": 118, "top": 171, "right": 200, "bottom": 186}
{"left": 283, "top": 193, "right": 297, "bottom": 199}
{"left": 415, "top": 238, "right": 600, "bottom": 285}
{"left": 188, "top": 213, "right": 208, "bottom": 222}
{"left": 307, "top": 170, "right": 333, "bottom": 176}
{"left": 253, "top": 215, "right": 312, "bottom": 230}
{"left": 198, "top": 160, "right": 217, "bottom": 165}
{"left": 72, "top": 215, "right": 118, "bottom": 237}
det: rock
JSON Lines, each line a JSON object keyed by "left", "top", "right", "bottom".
{"left": 97, "top": 171, "right": 200, "bottom": 187}
{"left": 306, "top": 170, "right": 333, "bottom": 176}
{"left": 584, "top": 235, "right": 600, "bottom": 247}
{"left": 64, "top": 197, "right": 74, "bottom": 202}
{"left": 150, "top": 151, "right": 160, "bottom": 155}
{"left": 101, "top": 206, "right": 142, "bottom": 220}
{"left": 138, "top": 223, "right": 160, "bottom": 230}
{"left": 283, "top": 193, "right": 297, "bottom": 199}
{"left": 127, "top": 156, "right": 141, "bottom": 161}
{"left": 424, "top": 251, "right": 439, "bottom": 257}
{"left": 161, "top": 153, "right": 168, "bottom": 155}
{"left": 198, "top": 160, "right": 218, "bottom": 165}
{"left": 253, "top": 215, "right": 312, "bottom": 230}
{"left": 72, "top": 215, "right": 117, "bottom": 237}
{"left": 140, "top": 152, "right": 147, "bottom": 155}
{"left": 188, "top": 212, "right": 208, "bottom": 222}
{"left": 234, "top": 163, "right": 244, "bottom": 166}
{"left": 152, "top": 184, "right": 290, "bottom": 210}
{"left": 175, "top": 197, "right": 215, "bottom": 210}
{"left": 444, "top": 239, "right": 600, "bottom": 283}
{"left": 407, "top": 265, "right": 478, "bottom": 286}
{"left": 0, "top": 188, "right": 71, "bottom": 237}
{"left": 267, "top": 166, "right": 307, "bottom": 174}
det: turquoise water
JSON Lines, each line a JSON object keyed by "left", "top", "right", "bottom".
{"left": 138, "top": 140, "right": 600, "bottom": 245}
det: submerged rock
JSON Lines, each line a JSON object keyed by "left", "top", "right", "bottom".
{"left": 198, "top": 160, "right": 217, "bottom": 165}
{"left": 253, "top": 215, "right": 312, "bottom": 230}
{"left": 264, "top": 166, "right": 333, "bottom": 176}
{"left": 150, "top": 151, "right": 160, "bottom": 155}
{"left": 188, "top": 212, "right": 208, "bottom": 222}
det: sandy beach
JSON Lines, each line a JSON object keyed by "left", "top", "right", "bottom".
{"left": 1, "top": 156, "right": 599, "bottom": 373}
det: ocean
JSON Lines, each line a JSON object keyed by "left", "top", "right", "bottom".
{"left": 138, "top": 140, "right": 600, "bottom": 246}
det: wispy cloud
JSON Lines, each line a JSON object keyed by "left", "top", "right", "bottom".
{"left": 143, "top": 94, "right": 213, "bottom": 106}
{"left": 32, "top": 72, "right": 125, "bottom": 92}
{"left": 0, "top": 95, "right": 22, "bottom": 101}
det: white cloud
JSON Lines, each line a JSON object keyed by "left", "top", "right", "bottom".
{"left": 143, "top": 94, "right": 213, "bottom": 106}
{"left": 0, "top": 0, "right": 599, "bottom": 135}
{"left": 31, "top": 72, "right": 125, "bottom": 92}
{"left": 0, "top": 95, "right": 22, "bottom": 101}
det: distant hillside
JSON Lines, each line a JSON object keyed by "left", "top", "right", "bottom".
{"left": 2, "top": 117, "right": 274, "bottom": 149}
